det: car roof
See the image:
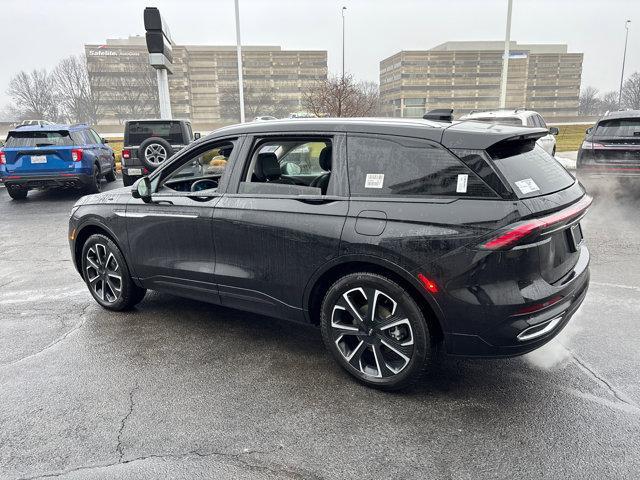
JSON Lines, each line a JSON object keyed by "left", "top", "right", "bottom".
{"left": 8, "top": 123, "right": 89, "bottom": 133}
{"left": 600, "top": 110, "right": 640, "bottom": 120}
{"left": 204, "top": 117, "right": 548, "bottom": 150}
{"left": 125, "top": 119, "right": 191, "bottom": 124}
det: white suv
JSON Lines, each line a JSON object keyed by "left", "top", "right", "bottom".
{"left": 460, "top": 109, "right": 558, "bottom": 156}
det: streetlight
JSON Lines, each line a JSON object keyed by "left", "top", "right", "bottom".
{"left": 618, "top": 19, "right": 631, "bottom": 109}
{"left": 234, "top": 0, "right": 245, "bottom": 122}
{"left": 341, "top": 6, "right": 347, "bottom": 82}
{"left": 498, "top": 0, "right": 513, "bottom": 109}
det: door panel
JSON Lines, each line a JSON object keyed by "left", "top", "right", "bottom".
{"left": 126, "top": 193, "right": 221, "bottom": 302}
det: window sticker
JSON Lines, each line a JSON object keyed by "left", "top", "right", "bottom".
{"left": 514, "top": 178, "right": 540, "bottom": 194}
{"left": 456, "top": 174, "right": 468, "bottom": 193}
{"left": 365, "top": 173, "right": 385, "bottom": 189}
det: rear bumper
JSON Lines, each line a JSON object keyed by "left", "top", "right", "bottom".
{"left": 442, "top": 245, "right": 590, "bottom": 357}
{"left": 577, "top": 148, "right": 640, "bottom": 177}
{"left": 1, "top": 174, "right": 93, "bottom": 190}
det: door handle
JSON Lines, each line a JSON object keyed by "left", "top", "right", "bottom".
{"left": 294, "top": 198, "right": 335, "bottom": 205}
{"left": 154, "top": 199, "right": 174, "bottom": 206}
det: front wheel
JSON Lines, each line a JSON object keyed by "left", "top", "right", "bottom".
{"left": 85, "top": 165, "right": 102, "bottom": 194}
{"left": 105, "top": 161, "right": 117, "bottom": 182}
{"left": 81, "top": 234, "right": 146, "bottom": 311}
{"left": 320, "top": 272, "right": 432, "bottom": 390}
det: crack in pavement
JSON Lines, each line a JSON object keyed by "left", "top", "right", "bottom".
{"left": 0, "top": 304, "right": 92, "bottom": 369}
{"left": 560, "top": 342, "right": 638, "bottom": 409}
{"left": 18, "top": 446, "right": 323, "bottom": 480}
{"left": 115, "top": 384, "right": 139, "bottom": 462}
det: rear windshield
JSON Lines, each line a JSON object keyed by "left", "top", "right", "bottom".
{"left": 594, "top": 118, "right": 640, "bottom": 137}
{"left": 5, "top": 131, "right": 73, "bottom": 148}
{"left": 127, "top": 121, "right": 184, "bottom": 145}
{"left": 490, "top": 145, "right": 574, "bottom": 199}
{"left": 472, "top": 117, "right": 523, "bottom": 127}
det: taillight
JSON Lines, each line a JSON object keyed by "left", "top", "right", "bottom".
{"left": 122, "top": 149, "right": 131, "bottom": 159}
{"left": 71, "top": 149, "right": 83, "bottom": 162}
{"left": 581, "top": 140, "right": 604, "bottom": 149}
{"left": 0, "top": 151, "right": 5, "bottom": 165}
{"left": 480, "top": 196, "right": 593, "bottom": 250}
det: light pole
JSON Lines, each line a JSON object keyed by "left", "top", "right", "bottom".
{"left": 341, "top": 6, "right": 347, "bottom": 82}
{"left": 234, "top": 0, "right": 245, "bottom": 122}
{"left": 498, "top": 0, "right": 513, "bottom": 109}
{"left": 618, "top": 20, "right": 631, "bottom": 109}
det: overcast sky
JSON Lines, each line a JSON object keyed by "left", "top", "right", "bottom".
{"left": 1, "top": 0, "right": 638, "bottom": 109}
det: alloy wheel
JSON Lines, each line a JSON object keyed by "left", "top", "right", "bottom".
{"left": 144, "top": 143, "right": 167, "bottom": 166}
{"left": 85, "top": 243, "right": 122, "bottom": 303}
{"left": 330, "top": 287, "right": 414, "bottom": 378}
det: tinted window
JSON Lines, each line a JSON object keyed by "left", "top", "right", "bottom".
{"left": 5, "top": 131, "right": 74, "bottom": 148}
{"left": 594, "top": 118, "right": 640, "bottom": 137}
{"left": 490, "top": 145, "right": 574, "bottom": 198}
{"left": 536, "top": 115, "right": 547, "bottom": 129}
{"left": 347, "top": 135, "right": 495, "bottom": 197}
{"left": 127, "top": 121, "right": 184, "bottom": 145}
{"left": 89, "top": 129, "right": 103, "bottom": 144}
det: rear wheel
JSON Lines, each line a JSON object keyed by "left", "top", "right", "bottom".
{"left": 105, "top": 161, "right": 117, "bottom": 182}
{"left": 6, "top": 186, "right": 28, "bottom": 200}
{"left": 320, "top": 272, "right": 432, "bottom": 390}
{"left": 85, "top": 164, "right": 102, "bottom": 194}
{"left": 81, "top": 234, "right": 146, "bottom": 311}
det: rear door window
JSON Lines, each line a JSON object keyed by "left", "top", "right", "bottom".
{"left": 490, "top": 144, "right": 574, "bottom": 198}
{"left": 347, "top": 135, "right": 496, "bottom": 197}
{"left": 5, "top": 131, "right": 74, "bottom": 148}
{"left": 594, "top": 118, "right": 640, "bottom": 137}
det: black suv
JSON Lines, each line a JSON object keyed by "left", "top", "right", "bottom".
{"left": 69, "top": 118, "right": 590, "bottom": 389}
{"left": 120, "top": 119, "right": 199, "bottom": 186}
{"left": 577, "top": 110, "right": 640, "bottom": 177}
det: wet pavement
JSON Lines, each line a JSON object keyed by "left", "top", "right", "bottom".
{"left": 1, "top": 178, "right": 639, "bottom": 479}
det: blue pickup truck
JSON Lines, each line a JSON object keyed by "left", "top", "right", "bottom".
{"left": 0, "top": 123, "right": 116, "bottom": 200}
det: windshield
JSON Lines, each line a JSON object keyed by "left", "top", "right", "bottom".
{"left": 5, "top": 131, "right": 73, "bottom": 148}
{"left": 594, "top": 118, "right": 640, "bottom": 137}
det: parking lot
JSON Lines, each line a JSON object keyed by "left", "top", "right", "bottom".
{"left": 0, "top": 178, "right": 639, "bottom": 480}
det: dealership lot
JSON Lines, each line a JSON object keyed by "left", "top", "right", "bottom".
{"left": 1, "top": 180, "right": 639, "bottom": 479}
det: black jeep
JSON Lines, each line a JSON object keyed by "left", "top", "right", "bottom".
{"left": 120, "top": 119, "right": 200, "bottom": 186}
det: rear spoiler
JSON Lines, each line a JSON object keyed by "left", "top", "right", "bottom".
{"left": 441, "top": 122, "right": 548, "bottom": 150}
{"left": 423, "top": 109, "right": 453, "bottom": 122}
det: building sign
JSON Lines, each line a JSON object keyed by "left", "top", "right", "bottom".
{"left": 86, "top": 46, "right": 142, "bottom": 57}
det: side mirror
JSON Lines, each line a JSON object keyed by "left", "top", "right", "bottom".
{"left": 101, "top": 138, "right": 109, "bottom": 144}
{"left": 548, "top": 126, "right": 559, "bottom": 136}
{"left": 586, "top": 127, "right": 593, "bottom": 135}
{"left": 194, "top": 132, "right": 201, "bottom": 140}
{"left": 132, "top": 176, "right": 152, "bottom": 203}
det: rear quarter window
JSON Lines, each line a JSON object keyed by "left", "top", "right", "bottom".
{"left": 347, "top": 135, "right": 496, "bottom": 197}
{"left": 490, "top": 145, "right": 574, "bottom": 198}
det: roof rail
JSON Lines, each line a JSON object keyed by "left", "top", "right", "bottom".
{"left": 423, "top": 109, "right": 453, "bottom": 122}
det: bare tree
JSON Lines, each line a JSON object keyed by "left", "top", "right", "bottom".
{"left": 579, "top": 86, "right": 600, "bottom": 115}
{"left": 303, "top": 75, "right": 380, "bottom": 118}
{"left": 6, "top": 69, "right": 59, "bottom": 121}
{"left": 220, "top": 82, "right": 291, "bottom": 121}
{"left": 622, "top": 72, "right": 640, "bottom": 110}
{"left": 52, "top": 55, "right": 103, "bottom": 124}
{"left": 99, "top": 63, "right": 159, "bottom": 123}
{"left": 599, "top": 90, "right": 619, "bottom": 114}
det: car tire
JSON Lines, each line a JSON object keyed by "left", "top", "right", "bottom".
{"left": 105, "top": 161, "right": 117, "bottom": 182}
{"left": 81, "top": 233, "right": 146, "bottom": 311}
{"left": 85, "top": 164, "right": 102, "bottom": 194}
{"left": 6, "top": 186, "right": 28, "bottom": 200}
{"left": 320, "top": 272, "right": 432, "bottom": 391}
{"left": 139, "top": 137, "right": 173, "bottom": 171}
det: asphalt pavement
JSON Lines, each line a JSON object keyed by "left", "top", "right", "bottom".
{"left": 1, "top": 177, "right": 639, "bottom": 479}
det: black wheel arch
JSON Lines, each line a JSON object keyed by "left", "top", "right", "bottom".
{"left": 73, "top": 222, "right": 138, "bottom": 284}
{"left": 304, "top": 255, "right": 446, "bottom": 342}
